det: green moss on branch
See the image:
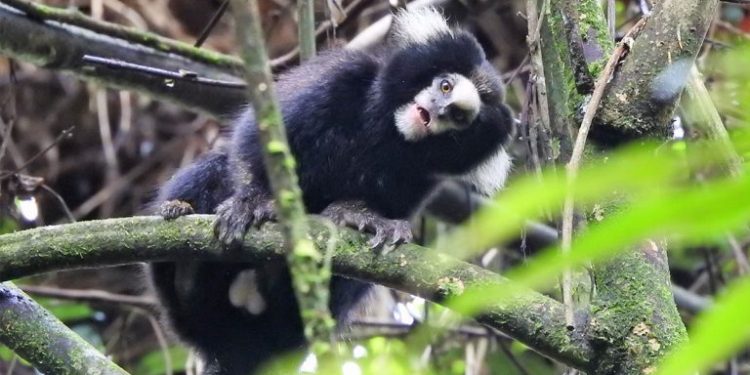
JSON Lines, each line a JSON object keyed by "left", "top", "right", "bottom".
{"left": 0, "top": 215, "right": 594, "bottom": 370}
{"left": 594, "top": 0, "right": 720, "bottom": 143}
{"left": 0, "top": 282, "right": 129, "bottom": 375}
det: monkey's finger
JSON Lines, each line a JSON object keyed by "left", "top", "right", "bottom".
{"left": 367, "top": 232, "right": 386, "bottom": 249}
{"left": 159, "top": 200, "right": 194, "bottom": 220}
{"left": 380, "top": 243, "right": 397, "bottom": 255}
{"left": 356, "top": 219, "right": 367, "bottom": 231}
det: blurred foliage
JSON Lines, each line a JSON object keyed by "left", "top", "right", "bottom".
{"left": 133, "top": 346, "right": 189, "bottom": 375}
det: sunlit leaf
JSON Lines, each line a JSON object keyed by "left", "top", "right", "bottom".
{"left": 656, "top": 277, "right": 750, "bottom": 375}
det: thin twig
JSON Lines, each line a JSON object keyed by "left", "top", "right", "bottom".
{"left": 0, "top": 114, "right": 14, "bottom": 166}
{"left": 4, "top": 355, "right": 17, "bottom": 375}
{"left": 726, "top": 234, "right": 749, "bottom": 275}
{"left": 20, "top": 285, "right": 158, "bottom": 310}
{"left": 0, "top": 126, "right": 74, "bottom": 180}
{"left": 715, "top": 20, "right": 750, "bottom": 39}
{"left": 685, "top": 66, "right": 743, "bottom": 176}
{"left": 69, "top": 138, "right": 185, "bottom": 220}
{"left": 40, "top": 183, "right": 76, "bottom": 223}
{"left": 497, "top": 339, "right": 532, "bottom": 375}
{"left": 560, "top": 17, "right": 648, "bottom": 327}
{"left": 269, "top": 0, "right": 370, "bottom": 68}
{"left": 94, "top": 82, "right": 120, "bottom": 218}
{"left": 0, "top": 60, "right": 17, "bottom": 166}
{"left": 502, "top": 54, "right": 530, "bottom": 85}
{"left": 526, "top": 0, "right": 552, "bottom": 170}
{"left": 194, "top": 0, "right": 230, "bottom": 48}
{"left": 297, "top": 0, "right": 316, "bottom": 61}
{"left": 607, "top": 0, "right": 615, "bottom": 38}
{"left": 144, "top": 311, "right": 174, "bottom": 375}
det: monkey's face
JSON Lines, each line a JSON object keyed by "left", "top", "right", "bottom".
{"left": 394, "top": 73, "right": 481, "bottom": 141}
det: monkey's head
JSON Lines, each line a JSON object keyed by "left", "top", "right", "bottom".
{"left": 378, "top": 7, "right": 511, "bottom": 145}
{"left": 395, "top": 72, "right": 483, "bottom": 141}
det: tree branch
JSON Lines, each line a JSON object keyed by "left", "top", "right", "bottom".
{"left": 0, "top": 282, "right": 129, "bottom": 375}
{"left": 0, "top": 215, "right": 595, "bottom": 371}
{"left": 0, "top": 0, "right": 246, "bottom": 118}
{"left": 594, "top": 0, "right": 721, "bottom": 144}
{"left": 230, "top": 0, "right": 332, "bottom": 344}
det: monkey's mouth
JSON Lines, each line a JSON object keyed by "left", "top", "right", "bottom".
{"left": 416, "top": 106, "right": 431, "bottom": 127}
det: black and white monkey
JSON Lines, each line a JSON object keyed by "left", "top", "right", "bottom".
{"left": 149, "top": 7, "right": 514, "bottom": 375}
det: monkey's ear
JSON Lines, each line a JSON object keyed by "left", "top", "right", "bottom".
{"left": 388, "top": 7, "right": 453, "bottom": 47}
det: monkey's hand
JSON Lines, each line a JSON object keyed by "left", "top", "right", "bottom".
{"left": 214, "top": 194, "right": 276, "bottom": 246}
{"left": 159, "top": 200, "right": 195, "bottom": 220}
{"left": 321, "top": 201, "right": 413, "bottom": 248}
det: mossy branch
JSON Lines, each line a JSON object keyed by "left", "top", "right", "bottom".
{"left": 589, "top": 241, "right": 689, "bottom": 375}
{"left": 0, "top": 0, "right": 247, "bottom": 118}
{"left": 0, "top": 0, "right": 242, "bottom": 69}
{"left": 539, "top": 0, "right": 615, "bottom": 161}
{"left": 230, "top": 0, "right": 333, "bottom": 345}
{"left": 595, "top": 0, "right": 720, "bottom": 142}
{"left": 0, "top": 282, "right": 129, "bottom": 375}
{"left": 0, "top": 215, "right": 594, "bottom": 370}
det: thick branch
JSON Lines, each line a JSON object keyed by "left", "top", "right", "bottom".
{"left": 539, "top": 0, "right": 615, "bottom": 162}
{"left": 0, "top": 215, "right": 594, "bottom": 370}
{"left": 593, "top": 0, "right": 720, "bottom": 143}
{"left": 0, "top": 1, "right": 246, "bottom": 118}
{"left": 589, "top": 241, "right": 688, "bottom": 374}
{"left": 0, "top": 282, "right": 128, "bottom": 375}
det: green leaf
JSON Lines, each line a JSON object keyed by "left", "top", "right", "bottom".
{"left": 656, "top": 276, "right": 750, "bottom": 375}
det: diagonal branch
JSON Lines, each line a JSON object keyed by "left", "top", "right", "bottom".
{"left": 0, "top": 0, "right": 246, "bottom": 118}
{"left": 0, "top": 282, "right": 129, "bottom": 375}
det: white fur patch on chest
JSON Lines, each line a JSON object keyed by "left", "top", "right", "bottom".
{"left": 460, "top": 147, "right": 512, "bottom": 196}
{"left": 228, "top": 269, "right": 267, "bottom": 315}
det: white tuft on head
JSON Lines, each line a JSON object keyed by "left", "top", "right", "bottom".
{"left": 391, "top": 7, "right": 453, "bottom": 46}
{"left": 460, "top": 147, "right": 512, "bottom": 196}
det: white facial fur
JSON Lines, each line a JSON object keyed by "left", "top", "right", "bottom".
{"left": 395, "top": 74, "right": 481, "bottom": 141}
{"left": 391, "top": 7, "right": 453, "bottom": 46}
{"left": 460, "top": 147, "right": 512, "bottom": 196}
{"left": 451, "top": 75, "right": 482, "bottom": 115}
{"left": 228, "top": 269, "right": 266, "bottom": 315}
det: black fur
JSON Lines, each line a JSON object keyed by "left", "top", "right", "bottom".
{"left": 150, "top": 12, "right": 513, "bottom": 375}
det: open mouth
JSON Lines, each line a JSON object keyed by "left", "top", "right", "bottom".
{"left": 416, "top": 106, "right": 431, "bottom": 127}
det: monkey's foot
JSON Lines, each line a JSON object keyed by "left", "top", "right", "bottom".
{"left": 321, "top": 201, "right": 413, "bottom": 248}
{"left": 214, "top": 195, "right": 276, "bottom": 246}
{"left": 159, "top": 200, "right": 194, "bottom": 220}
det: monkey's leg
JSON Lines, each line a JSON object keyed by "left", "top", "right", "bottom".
{"left": 214, "top": 182, "right": 276, "bottom": 245}
{"left": 321, "top": 200, "right": 413, "bottom": 248}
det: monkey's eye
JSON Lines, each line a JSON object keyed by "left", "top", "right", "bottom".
{"left": 440, "top": 80, "right": 452, "bottom": 93}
